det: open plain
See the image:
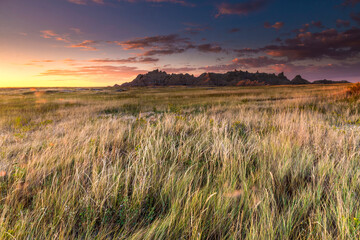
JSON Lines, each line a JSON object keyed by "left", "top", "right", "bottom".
{"left": 1, "top": 84, "right": 360, "bottom": 239}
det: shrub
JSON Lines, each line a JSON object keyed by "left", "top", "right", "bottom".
{"left": 346, "top": 83, "right": 360, "bottom": 97}
{"left": 102, "top": 103, "right": 141, "bottom": 115}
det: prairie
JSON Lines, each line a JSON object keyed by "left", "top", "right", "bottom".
{"left": 0, "top": 84, "right": 360, "bottom": 239}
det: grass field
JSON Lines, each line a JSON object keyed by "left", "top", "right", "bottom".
{"left": 0, "top": 84, "right": 360, "bottom": 239}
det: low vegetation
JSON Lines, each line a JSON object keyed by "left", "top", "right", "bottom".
{"left": 0, "top": 84, "right": 360, "bottom": 239}
{"left": 346, "top": 82, "right": 360, "bottom": 97}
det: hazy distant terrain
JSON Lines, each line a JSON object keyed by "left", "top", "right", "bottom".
{"left": 1, "top": 84, "right": 360, "bottom": 239}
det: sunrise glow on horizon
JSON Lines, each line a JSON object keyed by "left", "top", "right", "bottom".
{"left": 1, "top": 0, "right": 360, "bottom": 87}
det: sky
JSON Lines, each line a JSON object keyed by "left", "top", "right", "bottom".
{"left": 1, "top": 0, "right": 360, "bottom": 87}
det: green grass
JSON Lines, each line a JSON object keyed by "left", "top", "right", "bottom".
{"left": 0, "top": 84, "right": 360, "bottom": 239}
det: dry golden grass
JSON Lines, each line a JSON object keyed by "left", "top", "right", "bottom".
{"left": 0, "top": 84, "right": 359, "bottom": 239}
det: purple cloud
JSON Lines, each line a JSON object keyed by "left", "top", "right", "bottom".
{"left": 264, "top": 21, "right": 284, "bottom": 30}
{"left": 216, "top": 0, "right": 269, "bottom": 17}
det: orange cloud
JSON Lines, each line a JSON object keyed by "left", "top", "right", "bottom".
{"left": 69, "top": 40, "right": 99, "bottom": 51}
{"left": 41, "top": 30, "right": 57, "bottom": 38}
{"left": 63, "top": 58, "right": 76, "bottom": 62}
{"left": 41, "top": 30, "right": 70, "bottom": 42}
{"left": 32, "top": 60, "right": 55, "bottom": 63}
{"left": 89, "top": 57, "right": 159, "bottom": 63}
{"left": 266, "top": 50, "right": 285, "bottom": 57}
{"left": 40, "top": 65, "right": 147, "bottom": 78}
{"left": 67, "top": 0, "right": 87, "bottom": 5}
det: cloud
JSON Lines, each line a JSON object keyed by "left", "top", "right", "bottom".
{"left": 40, "top": 30, "right": 70, "bottom": 42}
{"left": 228, "top": 26, "right": 360, "bottom": 80}
{"left": 63, "top": 58, "right": 76, "bottom": 63}
{"left": 147, "top": 0, "right": 194, "bottom": 6}
{"left": 24, "top": 59, "right": 56, "bottom": 67}
{"left": 232, "top": 56, "right": 287, "bottom": 68}
{"left": 67, "top": 0, "right": 87, "bottom": 5}
{"left": 161, "top": 66, "right": 197, "bottom": 73}
{"left": 28, "top": 58, "right": 157, "bottom": 66}
{"left": 89, "top": 57, "right": 159, "bottom": 63}
{"left": 293, "top": 21, "right": 325, "bottom": 33}
{"left": 264, "top": 21, "right": 284, "bottom": 30}
{"left": 40, "top": 65, "right": 146, "bottom": 77}
{"left": 342, "top": 0, "right": 360, "bottom": 6}
{"left": 234, "top": 48, "right": 261, "bottom": 56}
{"left": 122, "top": 0, "right": 195, "bottom": 7}
{"left": 114, "top": 34, "right": 224, "bottom": 56}
{"left": 184, "top": 24, "right": 210, "bottom": 35}
{"left": 197, "top": 60, "right": 360, "bottom": 82}
{"left": 351, "top": 12, "right": 360, "bottom": 25}
{"left": 142, "top": 48, "right": 188, "bottom": 56}
{"left": 182, "top": 22, "right": 200, "bottom": 27}
{"left": 197, "top": 44, "right": 223, "bottom": 53}
{"left": 306, "top": 62, "right": 360, "bottom": 80}
{"left": 76, "top": 0, "right": 191, "bottom": 5}
{"left": 222, "top": 25, "right": 360, "bottom": 81}
{"left": 24, "top": 61, "right": 49, "bottom": 67}
{"left": 31, "top": 60, "right": 55, "bottom": 63}
{"left": 268, "top": 62, "right": 360, "bottom": 81}
{"left": 336, "top": 19, "right": 351, "bottom": 28}
{"left": 229, "top": 28, "right": 241, "bottom": 33}
{"left": 311, "top": 21, "right": 325, "bottom": 29}
{"left": 257, "top": 27, "right": 360, "bottom": 61}
{"left": 67, "top": 0, "right": 105, "bottom": 5}
{"left": 198, "top": 63, "right": 238, "bottom": 72}
{"left": 70, "top": 28, "right": 83, "bottom": 34}
{"left": 116, "top": 34, "right": 190, "bottom": 50}
{"left": 216, "top": 0, "right": 269, "bottom": 17}
{"left": 69, "top": 40, "right": 99, "bottom": 50}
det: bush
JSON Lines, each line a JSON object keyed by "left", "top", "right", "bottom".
{"left": 102, "top": 103, "right": 141, "bottom": 115}
{"left": 346, "top": 83, "right": 360, "bottom": 97}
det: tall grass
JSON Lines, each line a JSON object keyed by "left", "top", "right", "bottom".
{"left": 0, "top": 84, "right": 359, "bottom": 239}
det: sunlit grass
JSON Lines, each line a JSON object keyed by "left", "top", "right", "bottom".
{"left": 0, "top": 84, "right": 359, "bottom": 239}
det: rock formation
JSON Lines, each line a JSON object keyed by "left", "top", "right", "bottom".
{"left": 119, "top": 70, "right": 349, "bottom": 87}
{"left": 290, "top": 75, "right": 310, "bottom": 84}
{"left": 121, "top": 70, "right": 197, "bottom": 87}
{"left": 121, "top": 69, "right": 293, "bottom": 87}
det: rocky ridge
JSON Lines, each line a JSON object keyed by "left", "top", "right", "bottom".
{"left": 120, "top": 69, "right": 350, "bottom": 87}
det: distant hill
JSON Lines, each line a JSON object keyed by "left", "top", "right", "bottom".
{"left": 312, "top": 79, "right": 350, "bottom": 84}
{"left": 120, "top": 70, "right": 349, "bottom": 87}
